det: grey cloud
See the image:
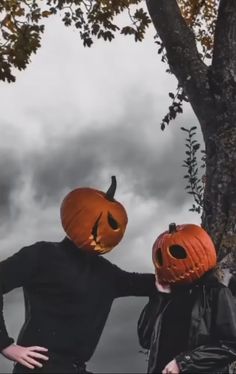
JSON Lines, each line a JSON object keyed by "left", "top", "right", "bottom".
{"left": 0, "top": 152, "right": 22, "bottom": 228}
{"left": 28, "top": 104, "right": 197, "bottom": 210}
{"left": 0, "top": 91, "right": 203, "bottom": 228}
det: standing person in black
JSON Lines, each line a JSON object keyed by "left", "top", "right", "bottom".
{"left": 0, "top": 177, "right": 156, "bottom": 373}
{"left": 138, "top": 223, "right": 236, "bottom": 373}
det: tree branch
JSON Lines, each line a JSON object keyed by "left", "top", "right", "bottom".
{"left": 146, "top": 0, "right": 214, "bottom": 137}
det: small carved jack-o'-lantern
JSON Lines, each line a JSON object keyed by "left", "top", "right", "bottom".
{"left": 152, "top": 223, "right": 216, "bottom": 285}
{"left": 60, "top": 176, "right": 128, "bottom": 254}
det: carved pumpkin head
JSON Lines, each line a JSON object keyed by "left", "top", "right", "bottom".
{"left": 60, "top": 176, "right": 128, "bottom": 254}
{"left": 152, "top": 223, "right": 216, "bottom": 285}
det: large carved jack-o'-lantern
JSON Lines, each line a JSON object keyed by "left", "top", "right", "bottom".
{"left": 60, "top": 176, "right": 128, "bottom": 254}
{"left": 152, "top": 223, "right": 216, "bottom": 285}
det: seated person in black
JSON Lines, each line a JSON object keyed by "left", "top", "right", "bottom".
{"left": 0, "top": 177, "right": 156, "bottom": 373}
{"left": 138, "top": 223, "right": 236, "bottom": 373}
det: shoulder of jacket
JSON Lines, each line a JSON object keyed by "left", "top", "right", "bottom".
{"left": 203, "top": 274, "right": 225, "bottom": 289}
{"left": 19, "top": 241, "right": 58, "bottom": 257}
{"left": 97, "top": 257, "right": 129, "bottom": 277}
{"left": 24, "top": 240, "right": 56, "bottom": 250}
{"left": 97, "top": 256, "right": 118, "bottom": 269}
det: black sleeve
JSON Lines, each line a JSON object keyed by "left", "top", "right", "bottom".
{"left": 175, "top": 286, "right": 236, "bottom": 373}
{"left": 110, "top": 263, "right": 156, "bottom": 298}
{"left": 137, "top": 293, "right": 170, "bottom": 349}
{"left": 0, "top": 244, "right": 41, "bottom": 351}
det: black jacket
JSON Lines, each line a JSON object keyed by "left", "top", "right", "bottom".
{"left": 138, "top": 272, "right": 236, "bottom": 373}
{"left": 228, "top": 275, "right": 236, "bottom": 297}
{"left": 0, "top": 237, "right": 156, "bottom": 363}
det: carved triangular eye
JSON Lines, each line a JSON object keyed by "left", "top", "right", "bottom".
{"left": 108, "top": 212, "right": 119, "bottom": 230}
{"left": 169, "top": 245, "right": 187, "bottom": 259}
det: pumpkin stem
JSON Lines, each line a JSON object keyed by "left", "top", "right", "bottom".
{"left": 169, "top": 223, "right": 177, "bottom": 233}
{"left": 106, "top": 176, "right": 117, "bottom": 200}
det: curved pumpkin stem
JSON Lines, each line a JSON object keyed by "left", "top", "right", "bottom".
{"left": 169, "top": 222, "right": 177, "bottom": 233}
{"left": 106, "top": 176, "right": 117, "bottom": 201}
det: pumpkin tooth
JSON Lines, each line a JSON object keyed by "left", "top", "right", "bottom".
{"left": 89, "top": 235, "right": 94, "bottom": 240}
{"left": 95, "top": 245, "right": 101, "bottom": 250}
{"left": 90, "top": 240, "right": 97, "bottom": 246}
{"left": 100, "top": 247, "right": 109, "bottom": 254}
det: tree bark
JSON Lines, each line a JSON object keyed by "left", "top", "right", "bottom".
{"left": 204, "top": 0, "right": 236, "bottom": 262}
{"left": 146, "top": 0, "right": 236, "bottom": 263}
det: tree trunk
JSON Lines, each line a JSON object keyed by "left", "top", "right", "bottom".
{"left": 204, "top": 0, "right": 236, "bottom": 264}
{"left": 203, "top": 122, "right": 236, "bottom": 264}
{"left": 146, "top": 0, "right": 236, "bottom": 265}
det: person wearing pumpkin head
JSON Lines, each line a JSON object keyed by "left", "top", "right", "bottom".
{"left": 138, "top": 223, "right": 236, "bottom": 374}
{"left": 0, "top": 176, "right": 156, "bottom": 374}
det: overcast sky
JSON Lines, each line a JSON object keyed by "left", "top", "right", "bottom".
{"left": 0, "top": 12, "right": 203, "bottom": 374}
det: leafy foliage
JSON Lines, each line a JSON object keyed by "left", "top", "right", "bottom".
{"left": 181, "top": 126, "right": 206, "bottom": 214}
{"left": 160, "top": 85, "right": 189, "bottom": 131}
{"left": 0, "top": 0, "right": 45, "bottom": 82}
{"left": 0, "top": 0, "right": 219, "bottom": 83}
{"left": 0, "top": 0, "right": 151, "bottom": 82}
{"left": 178, "top": 0, "right": 218, "bottom": 60}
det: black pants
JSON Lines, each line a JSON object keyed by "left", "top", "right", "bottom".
{"left": 12, "top": 353, "right": 93, "bottom": 374}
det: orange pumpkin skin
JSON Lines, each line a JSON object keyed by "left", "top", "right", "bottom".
{"left": 60, "top": 187, "right": 128, "bottom": 254}
{"left": 152, "top": 223, "right": 217, "bottom": 285}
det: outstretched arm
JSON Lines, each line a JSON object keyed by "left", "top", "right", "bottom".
{"left": 111, "top": 264, "right": 156, "bottom": 298}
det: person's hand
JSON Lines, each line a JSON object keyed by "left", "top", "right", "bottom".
{"left": 155, "top": 270, "right": 171, "bottom": 293}
{"left": 2, "top": 344, "right": 49, "bottom": 369}
{"left": 162, "top": 359, "right": 180, "bottom": 374}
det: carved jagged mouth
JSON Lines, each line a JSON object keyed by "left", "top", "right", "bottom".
{"left": 92, "top": 215, "right": 100, "bottom": 242}
{"left": 161, "top": 266, "right": 202, "bottom": 283}
{"left": 88, "top": 214, "right": 105, "bottom": 252}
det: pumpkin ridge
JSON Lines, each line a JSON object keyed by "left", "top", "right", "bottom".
{"left": 181, "top": 237, "right": 201, "bottom": 281}
{"left": 61, "top": 207, "right": 84, "bottom": 232}
{"left": 192, "top": 233, "right": 212, "bottom": 270}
